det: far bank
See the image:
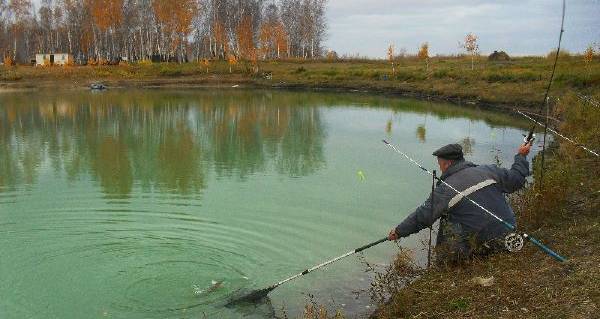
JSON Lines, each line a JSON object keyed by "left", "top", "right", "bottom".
{"left": 1, "top": 56, "right": 598, "bottom": 111}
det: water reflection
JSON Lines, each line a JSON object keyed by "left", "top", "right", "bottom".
{"left": 0, "top": 90, "right": 327, "bottom": 196}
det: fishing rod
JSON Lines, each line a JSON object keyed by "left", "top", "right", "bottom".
{"left": 382, "top": 139, "right": 567, "bottom": 263}
{"left": 517, "top": 111, "right": 599, "bottom": 157}
{"left": 227, "top": 237, "right": 389, "bottom": 305}
{"left": 524, "top": 0, "right": 566, "bottom": 144}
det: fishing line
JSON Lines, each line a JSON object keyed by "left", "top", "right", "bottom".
{"left": 382, "top": 140, "right": 567, "bottom": 263}
{"left": 517, "top": 111, "right": 599, "bottom": 157}
{"left": 576, "top": 92, "right": 600, "bottom": 108}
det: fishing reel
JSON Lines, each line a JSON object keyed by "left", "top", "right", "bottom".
{"left": 523, "top": 133, "right": 536, "bottom": 145}
{"left": 504, "top": 233, "right": 524, "bottom": 252}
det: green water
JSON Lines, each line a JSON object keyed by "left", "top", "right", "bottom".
{"left": 0, "top": 89, "right": 534, "bottom": 318}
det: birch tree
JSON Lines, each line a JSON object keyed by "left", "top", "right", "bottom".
{"left": 461, "top": 33, "right": 479, "bottom": 70}
{"left": 418, "top": 42, "right": 429, "bottom": 72}
{"left": 0, "top": 0, "right": 328, "bottom": 63}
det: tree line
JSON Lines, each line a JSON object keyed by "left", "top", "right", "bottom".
{"left": 0, "top": 0, "right": 327, "bottom": 64}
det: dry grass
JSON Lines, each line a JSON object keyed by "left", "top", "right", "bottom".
{"left": 374, "top": 92, "right": 600, "bottom": 319}
{"left": 1, "top": 56, "right": 599, "bottom": 109}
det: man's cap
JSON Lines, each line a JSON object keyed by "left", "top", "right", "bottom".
{"left": 432, "top": 143, "right": 464, "bottom": 160}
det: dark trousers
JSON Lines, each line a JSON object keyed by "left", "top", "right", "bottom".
{"left": 435, "top": 220, "right": 507, "bottom": 266}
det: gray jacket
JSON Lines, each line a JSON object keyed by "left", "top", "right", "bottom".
{"left": 395, "top": 154, "right": 529, "bottom": 245}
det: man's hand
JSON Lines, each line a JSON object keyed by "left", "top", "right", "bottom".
{"left": 518, "top": 143, "right": 532, "bottom": 156}
{"left": 388, "top": 228, "right": 399, "bottom": 241}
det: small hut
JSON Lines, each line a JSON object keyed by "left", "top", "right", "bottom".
{"left": 488, "top": 50, "right": 510, "bottom": 61}
{"left": 35, "top": 53, "right": 74, "bottom": 66}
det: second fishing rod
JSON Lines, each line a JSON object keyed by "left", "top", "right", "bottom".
{"left": 382, "top": 139, "right": 567, "bottom": 263}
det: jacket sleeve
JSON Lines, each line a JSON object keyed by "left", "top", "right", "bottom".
{"left": 395, "top": 185, "right": 453, "bottom": 238}
{"left": 485, "top": 154, "right": 529, "bottom": 194}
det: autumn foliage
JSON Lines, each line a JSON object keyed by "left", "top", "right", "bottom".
{"left": 3, "top": 56, "right": 15, "bottom": 66}
{"left": 1, "top": 0, "right": 326, "bottom": 63}
{"left": 418, "top": 42, "right": 429, "bottom": 71}
{"left": 387, "top": 44, "right": 395, "bottom": 75}
{"left": 89, "top": 0, "right": 123, "bottom": 32}
{"left": 227, "top": 54, "right": 238, "bottom": 73}
{"left": 462, "top": 33, "right": 479, "bottom": 70}
{"left": 236, "top": 15, "right": 255, "bottom": 60}
{"left": 259, "top": 21, "right": 288, "bottom": 59}
{"left": 584, "top": 45, "right": 594, "bottom": 65}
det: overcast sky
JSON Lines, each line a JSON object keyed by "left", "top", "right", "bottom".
{"left": 324, "top": 0, "right": 600, "bottom": 57}
{"left": 28, "top": 0, "right": 600, "bottom": 57}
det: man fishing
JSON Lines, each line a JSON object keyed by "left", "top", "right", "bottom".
{"left": 388, "top": 142, "right": 532, "bottom": 264}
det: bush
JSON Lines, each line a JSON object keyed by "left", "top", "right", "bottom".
{"left": 138, "top": 59, "right": 152, "bottom": 66}
{"left": 3, "top": 56, "right": 15, "bottom": 66}
{"left": 294, "top": 66, "right": 306, "bottom": 73}
{"left": 433, "top": 69, "right": 450, "bottom": 78}
{"left": 323, "top": 69, "right": 338, "bottom": 76}
{"left": 516, "top": 93, "right": 600, "bottom": 226}
{"left": 546, "top": 49, "right": 571, "bottom": 60}
{"left": 159, "top": 65, "right": 183, "bottom": 76}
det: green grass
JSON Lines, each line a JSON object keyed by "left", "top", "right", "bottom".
{"left": 2, "top": 55, "right": 599, "bottom": 108}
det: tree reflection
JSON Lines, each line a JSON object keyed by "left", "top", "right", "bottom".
{"left": 157, "top": 127, "right": 205, "bottom": 194}
{"left": 460, "top": 137, "right": 475, "bottom": 155}
{"left": 416, "top": 125, "right": 427, "bottom": 143}
{"left": 0, "top": 90, "right": 326, "bottom": 196}
{"left": 92, "top": 137, "right": 133, "bottom": 198}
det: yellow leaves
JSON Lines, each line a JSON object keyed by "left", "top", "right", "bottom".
{"left": 584, "top": 45, "right": 594, "bottom": 64}
{"left": 153, "top": 0, "right": 197, "bottom": 35}
{"left": 462, "top": 33, "right": 479, "bottom": 70}
{"left": 418, "top": 42, "right": 429, "bottom": 60}
{"left": 3, "top": 56, "right": 15, "bottom": 66}
{"left": 200, "top": 58, "right": 210, "bottom": 73}
{"left": 89, "top": 0, "right": 123, "bottom": 31}
{"left": 236, "top": 15, "right": 255, "bottom": 60}
{"left": 213, "top": 20, "right": 227, "bottom": 53}
{"left": 463, "top": 33, "right": 479, "bottom": 53}
{"left": 418, "top": 42, "right": 430, "bottom": 72}
{"left": 388, "top": 44, "right": 395, "bottom": 75}
{"left": 259, "top": 21, "right": 288, "bottom": 59}
{"left": 228, "top": 55, "right": 238, "bottom": 73}
{"left": 138, "top": 59, "right": 152, "bottom": 66}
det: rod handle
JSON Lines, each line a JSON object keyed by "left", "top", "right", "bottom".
{"left": 524, "top": 234, "right": 567, "bottom": 263}
{"left": 355, "top": 237, "right": 389, "bottom": 253}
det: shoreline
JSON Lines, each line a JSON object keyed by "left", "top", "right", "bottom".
{"left": 0, "top": 76, "right": 526, "bottom": 113}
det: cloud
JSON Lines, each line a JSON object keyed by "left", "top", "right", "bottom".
{"left": 324, "top": 0, "right": 600, "bottom": 57}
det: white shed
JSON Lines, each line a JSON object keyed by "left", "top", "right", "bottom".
{"left": 35, "top": 53, "right": 73, "bottom": 66}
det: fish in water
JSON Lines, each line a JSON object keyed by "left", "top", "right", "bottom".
{"left": 193, "top": 280, "right": 223, "bottom": 295}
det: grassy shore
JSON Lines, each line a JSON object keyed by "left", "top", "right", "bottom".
{"left": 1, "top": 55, "right": 599, "bottom": 109}
{"left": 369, "top": 91, "right": 600, "bottom": 319}
{"left": 299, "top": 92, "right": 599, "bottom": 319}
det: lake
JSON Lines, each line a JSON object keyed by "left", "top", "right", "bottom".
{"left": 0, "top": 89, "right": 536, "bottom": 318}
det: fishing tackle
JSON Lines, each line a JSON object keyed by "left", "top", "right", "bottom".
{"left": 226, "top": 237, "right": 389, "bottom": 305}
{"left": 382, "top": 139, "right": 567, "bottom": 263}
{"left": 524, "top": 0, "right": 566, "bottom": 145}
{"left": 518, "top": 111, "right": 599, "bottom": 157}
{"left": 504, "top": 233, "right": 524, "bottom": 252}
